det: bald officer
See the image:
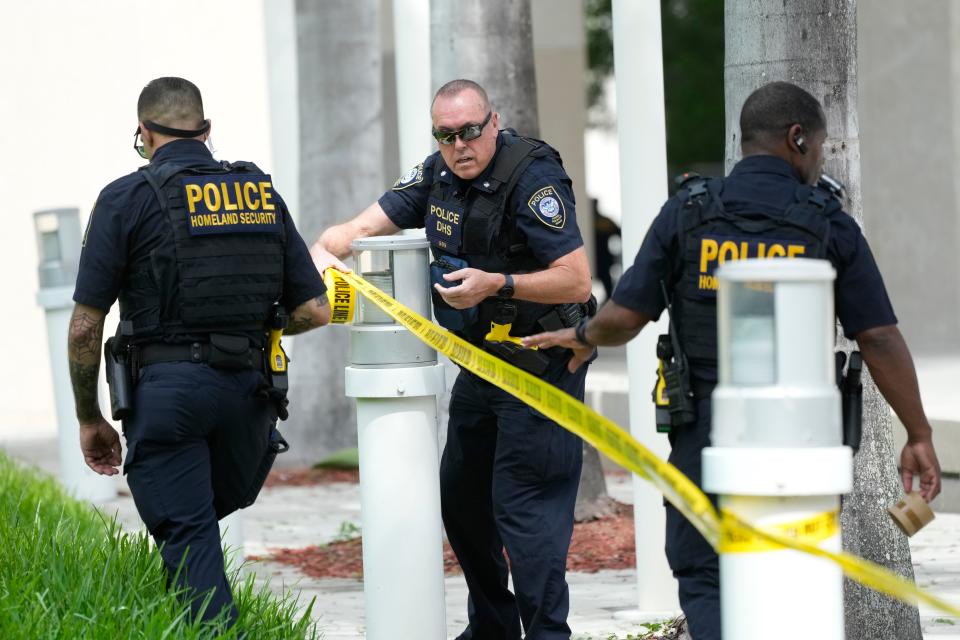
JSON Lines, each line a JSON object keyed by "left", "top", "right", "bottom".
{"left": 312, "top": 79, "right": 594, "bottom": 639}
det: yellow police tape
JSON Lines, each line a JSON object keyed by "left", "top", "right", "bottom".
{"left": 718, "top": 509, "right": 839, "bottom": 554}
{"left": 327, "top": 268, "right": 960, "bottom": 618}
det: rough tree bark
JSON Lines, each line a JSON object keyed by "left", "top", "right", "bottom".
{"left": 284, "top": 0, "right": 385, "bottom": 466}
{"left": 431, "top": 0, "right": 612, "bottom": 520}
{"left": 724, "top": 2, "right": 921, "bottom": 638}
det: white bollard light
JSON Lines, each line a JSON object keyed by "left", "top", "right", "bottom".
{"left": 344, "top": 236, "right": 446, "bottom": 640}
{"left": 34, "top": 208, "right": 115, "bottom": 502}
{"left": 702, "top": 258, "right": 851, "bottom": 640}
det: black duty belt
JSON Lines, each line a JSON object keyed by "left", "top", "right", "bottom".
{"left": 138, "top": 342, "right": 264, "bottom": 370}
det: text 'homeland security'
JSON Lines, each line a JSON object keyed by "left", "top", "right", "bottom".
{"left": 190, "top": 211, "right": 278, "bottom": 228}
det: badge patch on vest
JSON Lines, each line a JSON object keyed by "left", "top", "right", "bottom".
{"left": 426, "top": 198, "right": 463, "bottom": 252}
{"left": 527, "top": 185, "right": 566, "bottom": 229}
{"left": 696, "top": 234, "right": 810, "bottom": 293}
{"left": 182, "top": 174, "right": 282, "bottom": 236}
{"left": 393, "top": 163, "right": 425, "bottom": 191}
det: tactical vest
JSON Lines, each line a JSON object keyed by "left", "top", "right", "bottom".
{"left": 124, "top": 161, "right": 286, "bottom": 342}
{"left": 673, "top": 176, "right": 835, "bottom": 363}
{"left": 427, "top": 131, "right": 564, "bottom": 344}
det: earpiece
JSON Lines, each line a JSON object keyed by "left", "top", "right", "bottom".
{"left": 795, "top": 136, "right": 808, "bottom": 154}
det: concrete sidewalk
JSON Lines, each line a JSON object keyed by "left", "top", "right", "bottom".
{"left": 5, "top": 351, "right": 960, "bottom": 637}
{"left": 3, "top": 436, "right": 960, "bottom": 639}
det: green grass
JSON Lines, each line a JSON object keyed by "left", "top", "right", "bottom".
{"left": 0, "top": 450, "right": 320, "bottom": 639}
{"left": 312, "top": 447, "right": 359, "bottom": 470}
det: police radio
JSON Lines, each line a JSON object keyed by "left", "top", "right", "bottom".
{"left": 652, "top": 281, "right": 696, "bottom": 432}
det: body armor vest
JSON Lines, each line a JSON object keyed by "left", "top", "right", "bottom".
{"left": 427, "top": 131, "right": 564, "bottom": 344}
{"left": 125, "top": 161, "right": 286, "bottom": 342}
{"left": 673, "top": 176, "right": 835, "bottom": 365}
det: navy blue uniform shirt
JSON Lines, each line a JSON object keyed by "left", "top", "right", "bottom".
{"left": 378, "top": 131, "right": 583, "bottom": 265}
{"left": 74, "top": 140, "right": 325, "bottom": 337}
{"left": 613, "top": 154, "right": 897, "bottom": 371}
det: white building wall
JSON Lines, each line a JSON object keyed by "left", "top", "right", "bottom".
{"left": 0, "top": 0, "right": 274, "bottom": 436}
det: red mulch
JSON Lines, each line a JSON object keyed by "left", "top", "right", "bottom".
{"left": 254, "top": 501, "right": 636, "bottom": 579}
{"left": 264, "top": 467, "right": 359, "bottom": 488}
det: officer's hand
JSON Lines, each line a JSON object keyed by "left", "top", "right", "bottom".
{"left": 434, "top": 268, "right": 498, "bottom": 309}
{"left": 310, "top": 243, "right": 351, "bottom": 275}
{"left": 523, "top": 329, "right": 596, "bottom": 373}
{"left": 79, "top": 417, "right": 122, "bottom": 476}
{"left": 523, "top": 328, "right": 578, "bottom": 350}
{"left": 901, "top": 437, "right": 941, "bottom": 502}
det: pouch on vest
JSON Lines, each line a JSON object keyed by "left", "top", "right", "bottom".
{"left": 207, "top": 333, "right": 255, "bottom": 370}
{"left": 430, "top": 255, "right": 479, "bottom": 331}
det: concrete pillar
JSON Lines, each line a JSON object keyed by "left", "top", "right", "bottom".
{"left": 610, "top": 0, "right": 679, "bottom": 618}
{"left": 858, "top": 1, "right": 960, "bottom": 354}
{"left": 531, "top": 0, "right": 593, "bottom": 266}
{"left": 391, "top": 0, "right": 432, "bottom": 172}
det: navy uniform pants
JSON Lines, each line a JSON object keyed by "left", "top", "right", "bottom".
{"left": 666, "top": 397, "right": 720, "bottom": 640}
{"left": 441, "top": 360, "right": 587, "bottom": 640}
{"left": 122, "top": 362, "right": 277, "bottom": 624}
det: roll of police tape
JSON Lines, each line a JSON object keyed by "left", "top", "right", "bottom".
{"left": 324, "top": 270, "right": 356, "bottom": 324}
{"left": 330, "top": 269, "right": 960, "bottom": 618}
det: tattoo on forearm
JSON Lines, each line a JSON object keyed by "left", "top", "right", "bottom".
{"left": 285, "top": 316, "right": 315, "bottom": 335}
{"left": 285, "top": 296, "right": 329, "bottom": 335}
{"left": 68, "top": 312, "right": 104, "bottom": 362}
{"left": 68, "top": 309, "right": 104, "bottom": 422}
{"left": 69, "top": 360, "right": 102, "bottom": 422}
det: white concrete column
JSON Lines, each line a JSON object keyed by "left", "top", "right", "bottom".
{"left": 392, "top": 0, "right": 432, "bottom": 171}
{"left": 262, "top": 0, "right": 300, "bottom": 222}
{"left": 611, "top": 0, "right": 679, "bottom": 618}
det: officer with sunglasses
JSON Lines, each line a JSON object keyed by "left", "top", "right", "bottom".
{"left": 312, "top": 79, "right": 593, "bottom": 639}
{"left": 68, "top": 77, "right": 330, "bottom": 626}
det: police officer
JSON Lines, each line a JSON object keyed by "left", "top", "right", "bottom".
{"left": 67, "top": 77, "right": 330, "bottom": 624}
{"left": 311, "top": 79, "right": 592, "bottom": 639}
{"left": 524, "top": 81, "right": 942, "bottom": 640}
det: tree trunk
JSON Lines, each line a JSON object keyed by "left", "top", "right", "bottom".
{"left": 724, "top": 2, "right": 921, "bottom": 638}
{"left": 285, "top": 0, "right": 385, "bottom": 466}
{"left": 431, "top": 0, "right": 611, "bottom": 521}
{"left": 431, "top": 0, "right": 540, "bottom": 136}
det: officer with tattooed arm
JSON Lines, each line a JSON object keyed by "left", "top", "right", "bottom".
{"left": 524, "top": 81, "right": 941, "bottom": 640}
{"left": 311, "top": 79, "right": 593, "bottom": 639}
{"left": 68, "top": 77, "right": 329, "bottom": 625}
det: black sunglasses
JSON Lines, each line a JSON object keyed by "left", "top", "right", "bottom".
{"left": 133, "top": 127, "right": 147, "bottom": 159}
{"left": 432, "top": 111, "right": 492, "bottom": 145}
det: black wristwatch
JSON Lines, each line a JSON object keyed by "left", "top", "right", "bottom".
{"left": 574, "top": 318, "right": 593, "bottom": 347}
{"left": 497, "top": 273, "right": 515, "bottom": 299}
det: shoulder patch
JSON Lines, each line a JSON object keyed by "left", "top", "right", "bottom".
{"left": 392, "top": 163, "right": 425, "bottom": 191}
{"left": 527, "top": 185, "right": 566, "bottom": 230}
